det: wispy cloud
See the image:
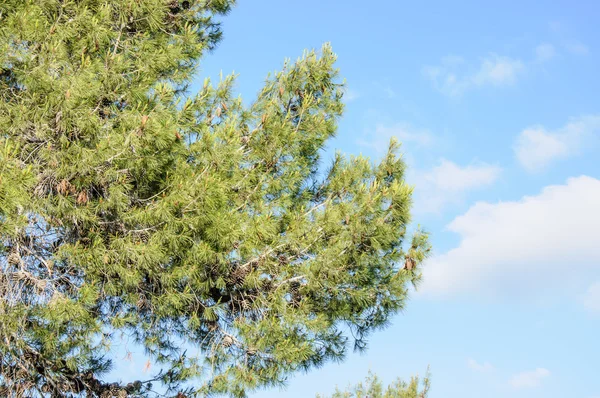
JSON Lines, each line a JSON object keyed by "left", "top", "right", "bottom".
{"left": 583, "top": 282, "right": 600, "bottom": 314}
{"left": 467, "top": 358, "right": 494, "bottom": 373}
{"left": 548, "top": 22, "right": 590, "bottom": 55}
{"left": 372, "top": 82, "right": 397, "bottom": 99}
{"left": 357, "top": 122, "right": 434, "bottom": 153}
{"left": 423, "top": 53, "right": 524, "bottom": 97}
{"left": 472, "top": 55, "right": 524, "bottom": 86}
{"left": 421, "top": 160, "right": 501, "bottom": 192}
{"left": 535, "top": 43, "right": 557, "bottom": 62}
{"left": 425, "top": 39, "right": 589, "bottom": 96}
{"left": 514, "top": 115, "right": 600, "bottom": 172}
{"left": 412, "top": 159, "right": 501, "bottom": 213}
{"left": 509, "top": 368, "right": 550, "bottom": 389}
{"left": 383, "top": 86, "right": 396, "bottom": 99}
{"left": 563, "top": 40, "right": 590, "bottom": 55}
{"left": 343, "top": 88, "right": 359, "bottom": 102}
{"left": 419, "top": 176, "right": 600, "bottom": 299}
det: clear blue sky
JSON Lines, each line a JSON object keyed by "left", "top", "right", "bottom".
{"left": 110, "top": 1, "right": 600, "bottom": 396}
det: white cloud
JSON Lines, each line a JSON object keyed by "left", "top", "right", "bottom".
{"left": 547, "top": 21, "right": 589, "bottom": 54}
{"left": 564, "top": 40, "right": 590, "bottom": 55}
{"left": 514, "top": 115, "right": 600, "bottom": 172}
{"left": 467, "top": 358, "right": 494, "bottom": 373}
{"left": 509, "top": 368, "right": 550, "bottom": 389}
{"left": 372, "top": 82, "right": 397, "bottom": 99}
{"left": 358, "top": 123, "right": 434, "bottom": 153}
{"left": 412, "top": 159, "right": 501, "bottom": 213}
{"left": 422, "top": 160, "right": 501, "bottom": 192}
{"left": 343, "top": 88, "right": 359, "bottom": 102}
{"left": 473, "top": 55, "right": 524, "bottom": 86}
{"left": 583, "top": 282, "right": 600, "bottom": 314}
{"left": 535, "top": 43, "right": 557, "bottom": 62}
{"left": 514, "top": 127, "right": 569, "bottom": 171}
{"left": 423, "top": 53, "right": 524, "bottom": 96}
{"left": 384, "top": 86, "right": 397, "bottom": 99}
{"left": 440, "top": 55, "right": 465, "bottom": 67}
{"left": 419, "top": 176, "right": 600, "bottom": 299}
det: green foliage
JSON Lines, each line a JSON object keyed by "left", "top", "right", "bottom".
{"left": 318, "top": 370, "right": 431, "bottom": 398}
{"left": 0, "top": 0, "right": 430, "bottom": 396}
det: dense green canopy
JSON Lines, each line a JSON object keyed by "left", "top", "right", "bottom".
{"left": 0, "top": 1, "right": 430, "bottom": 396}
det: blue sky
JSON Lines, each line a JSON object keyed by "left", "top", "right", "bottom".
{"left": 110, "top": 1, "right": 600, "bottom": 396}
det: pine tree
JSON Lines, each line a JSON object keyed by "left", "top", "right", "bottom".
{"left": 317, "top": 370, "right": 431, "bottom": 398}
{"left": 0, "top": 1, "right": 431, "bottom": 396}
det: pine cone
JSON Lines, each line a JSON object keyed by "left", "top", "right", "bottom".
{"left": 56, "top": 179, "right": 71, "bottom": 195}
{"left": 229, "top": 265, "right": 250, "bottom": 286}
{"left": 7, "top": 251, "right": 20, "bottom": 266}
{"left": 290, "top": 281, "right": 302, "bottom": 307}
{"left": 246, "top": 348, "right": 257, "bottom": 356}
{"left": 76, "top": 190, "right": 88, "bottom": 205}
{"left": 240, "top": 298, "right": 250, "bottom": 310}
{"left": 222, "top": 335, "right": 233, "bottom": 348}
{"left": 289, "top": 281, "right": 300, "bottom": 294}
{"left": 168, "top": 0, "right": 181, "bottom": 14}
{"left": 207, "top": 320, "right": 219, "bottom": 332}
